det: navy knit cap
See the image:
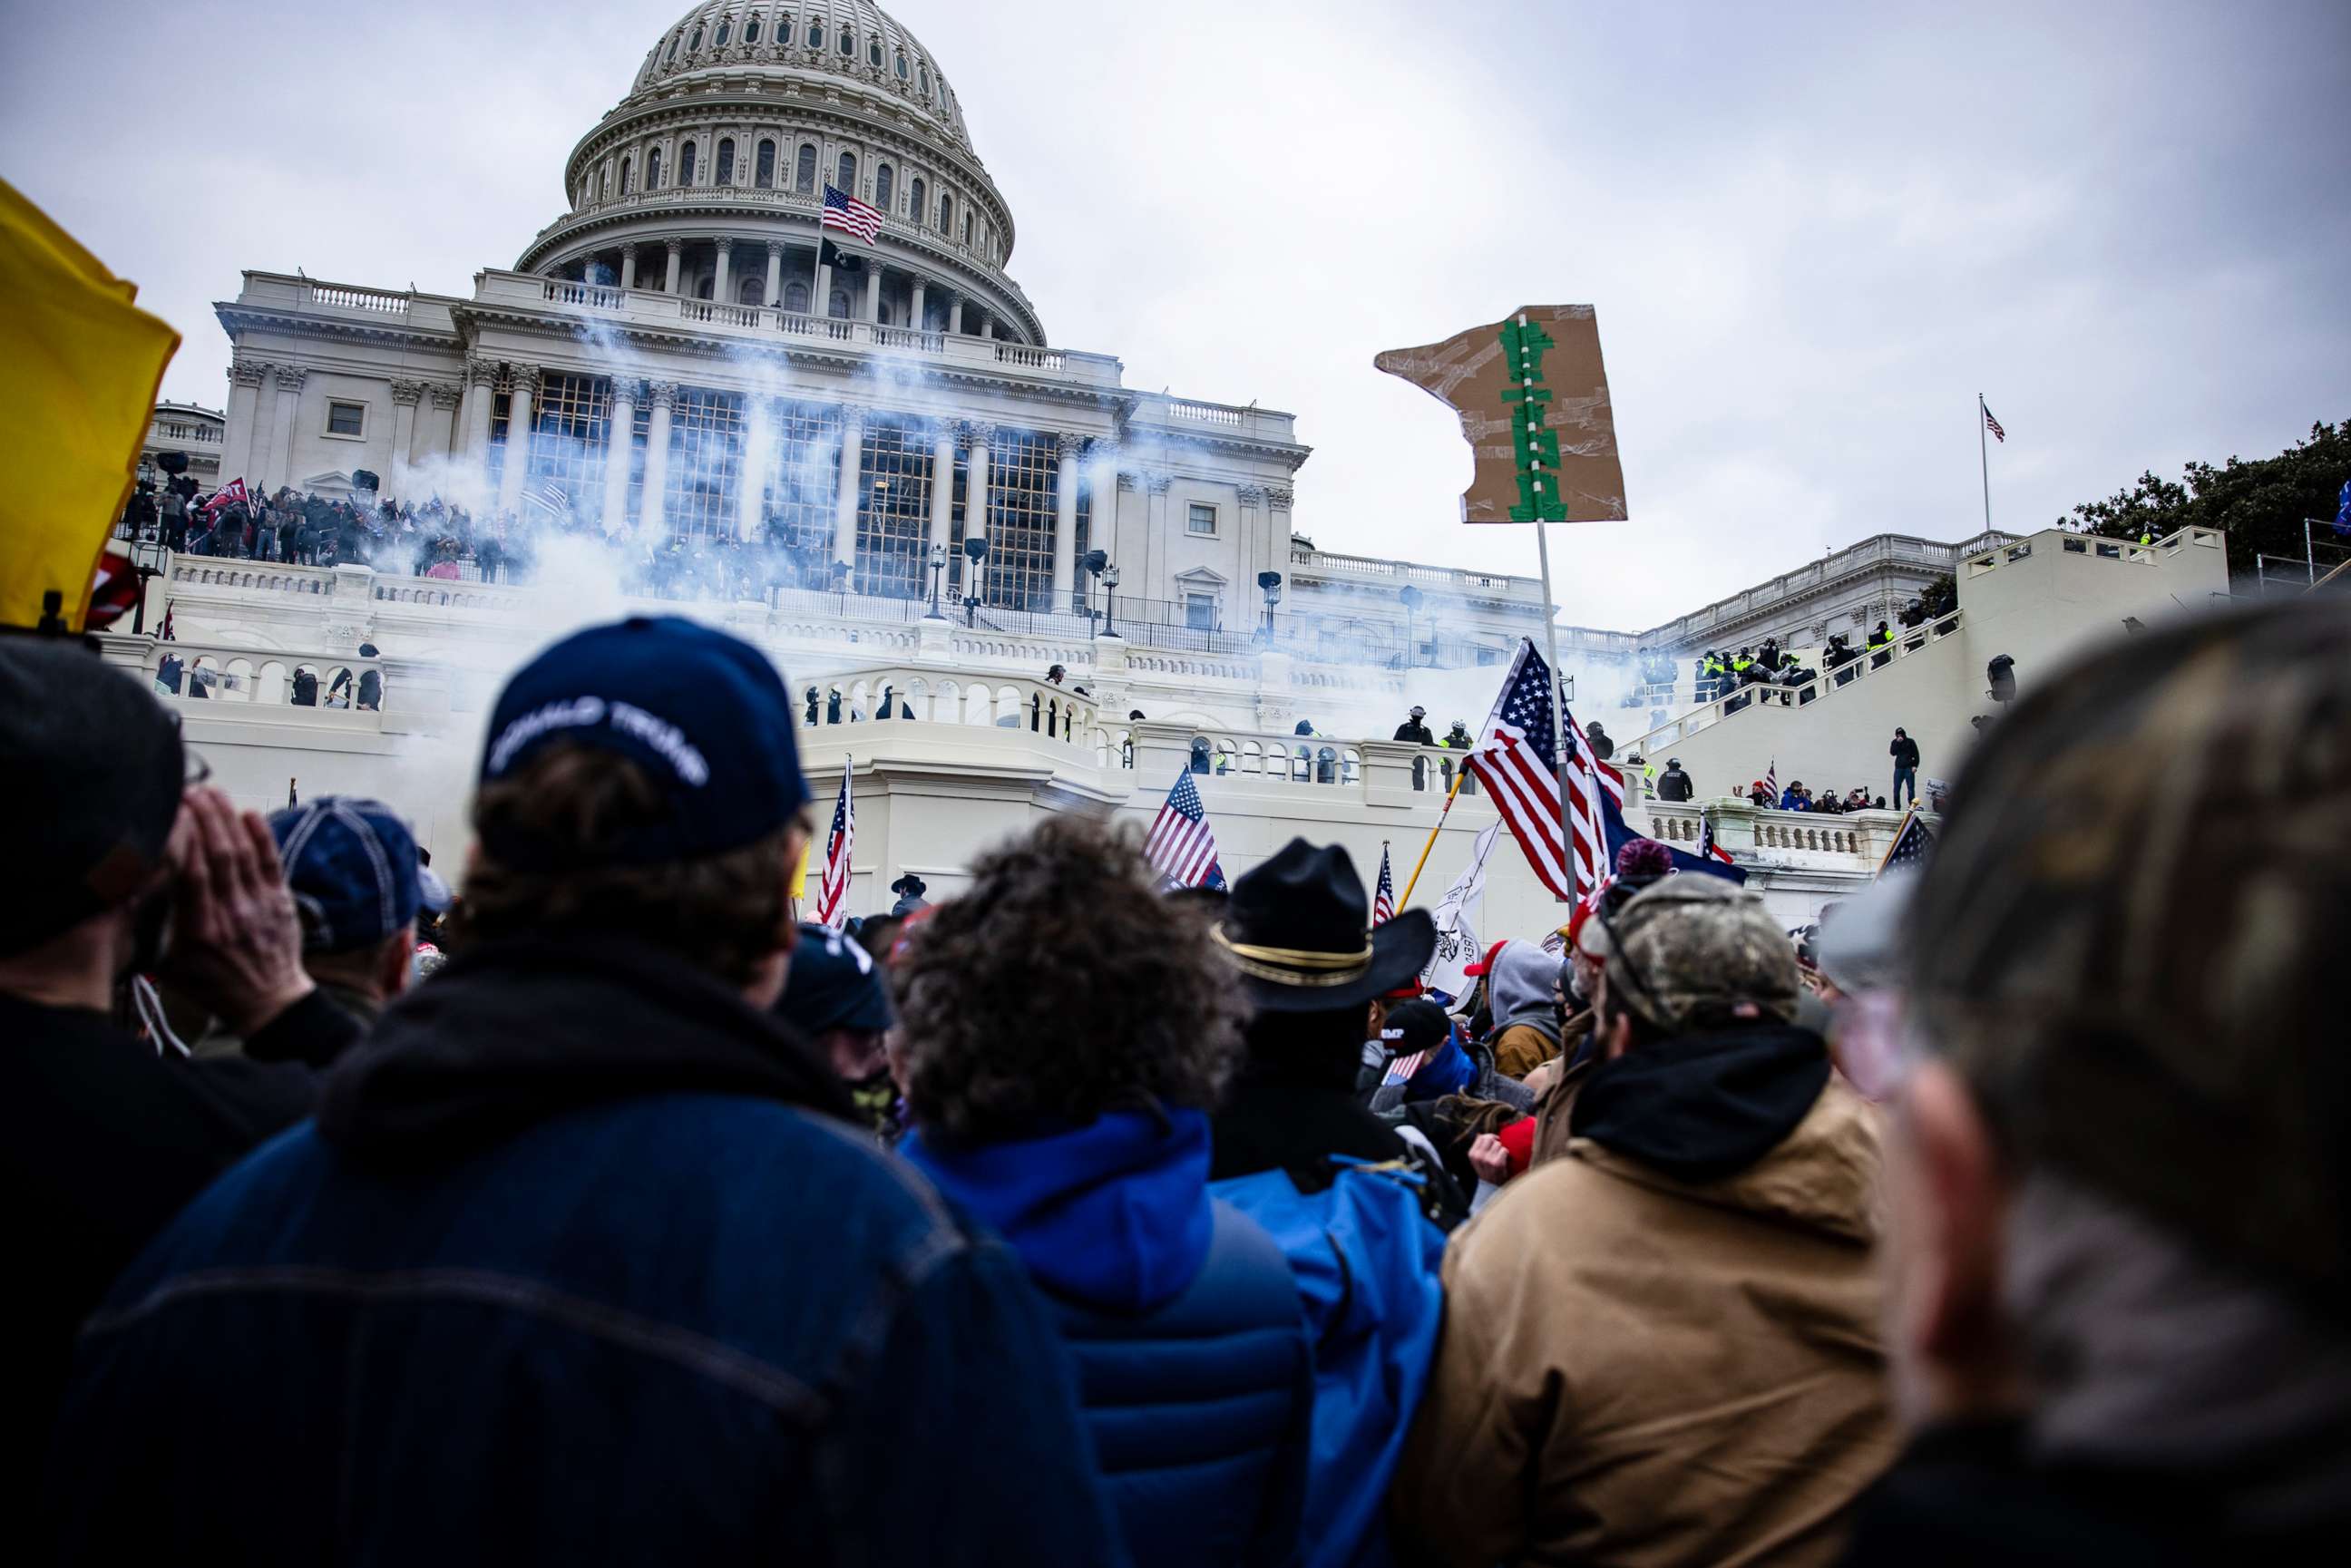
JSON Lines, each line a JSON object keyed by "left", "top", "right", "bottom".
{"left": 268, "top": 796, "right": 450, "bottom": 953}
{"left": 479, "top": 616, "right": 808, "bottom": 865}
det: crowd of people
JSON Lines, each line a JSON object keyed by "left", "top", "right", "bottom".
{"left": 5, "top": 595, "right": 2345, "bottom": 1563}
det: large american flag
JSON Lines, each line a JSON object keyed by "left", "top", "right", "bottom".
{"left": 1981, "top": 397, "right": 2006, "bottom": 443}
{"left": 1876, "top": 808, "right": 1936, "bottom": 880}
{"left": 822, "top": 183, "right": 883, "bottom": 244}
{"left": 1468, "top": 640, "right": 1623, "bottom": 902}
{"left": 1371, "top": 843, "right": 1396, "bottom": 926}
{"left": 1144, "top": 770, "right": 1226, "bottom": 891}
{"left": 815, "top": 765, "right": 855, "bottom": 929}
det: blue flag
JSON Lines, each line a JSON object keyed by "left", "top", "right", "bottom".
{"left": 1598, "top": 786, "right": 1748, "bottom": 886}
{"left": 2334, "top": 478, "right": 2350, "bottom": 539}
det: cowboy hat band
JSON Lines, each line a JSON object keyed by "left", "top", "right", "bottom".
{"left": 1210, "top": 925, "right": 1375, "bottom": 989}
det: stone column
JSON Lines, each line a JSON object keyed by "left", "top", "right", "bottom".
{"left": 832, "top": 406, "right": 865, "bottom": 569}
{"left": 1051, "top": 433, "right": 1082, "bottom": 603}
{"left": 713, "top": 239, "right": 733, "bottom": 303}
{"left": 1236, "top": 482, "right": 1268, "bottom": 599}
{"left": 927, "top": 422, "right": 957, "bottom": 560}
{"left": 963, "top": 421, "right": 995, "bottom": 599}
{"left": 1264, "top": 483, "right": 1296, "bottom": 577}
{"left": 259, "top": 365, "right": 306, "bottom": 492}
{"left": 619, "top": 244, "right": 638, "bottom": 290}
{"left": 496, "top": 365, "right": 538, "bottom": 513}
{"left": 947, "top": 294, "right": 964, "bottom": 335}
{"left": 764, "top": 242, "right": 784, "bottom": 308}
{"left": 909, "top": 278, "right": 928, "bottom": 332}
{"left": 974, "top": 307, "right": 993, "bottom": 341}
{"left": 388, "top": 379, "right": 424, "bottom": 484}
{"left": 737, "top": 395, "right": 771, "bottom": 542}
{"left": 863, "top": 267, "right": 883, "bottom": 323}
{"left": 640, "top": 381, "right": 677, "bottom": 537}
{"left": 463, "top": 355, "right": 500, "bottom": 458}
{"left": 424, "top": 383, "right": 463, "bottom": 464}
{"left": 813, "top": 230, "right": 832, "bottom": 317}
{"left": 1145, "top": 472, "right": 1174, "bottom": 601}
{"left": 601, "top": 378, "right": 637, "bottom": 534}
{"left": 663, "top": 238, "right": 683, "bottom": 294}
{"left": 222, "top": 359, "right": 268, "bottom": 484}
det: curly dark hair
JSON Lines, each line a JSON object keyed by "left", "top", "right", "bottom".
{"left": 897, "top": 813, "right": 1245, "bottom": 1144}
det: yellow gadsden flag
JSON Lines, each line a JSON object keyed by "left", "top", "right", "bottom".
{"left": 0, "top": 178, "right": 180, "bottom": 631}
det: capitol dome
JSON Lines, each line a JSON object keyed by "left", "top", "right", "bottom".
{"left": 517, "top": 1, "right": 1040, "bottom": 344}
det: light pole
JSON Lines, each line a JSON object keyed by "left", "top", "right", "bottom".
{"left": 962, "top": 535, "right": 990, "bottom": 627}
{"left": 924, "top": 543, "right": 947, "bottom": 618}
{"left": 1099, "top": 563, "right": 1122, "bottom": 639}
{"left": 1257, "top": 570, "right": 1283, "bottom": 645}
{"left": 1081, "top": 548, "right": 1107, "bottom": 626}
{"left": 1400, "top": 584, "right": 1424, "bottom": 670}
{"left": 830, "top": 560, "right": 850, "bottom": 616}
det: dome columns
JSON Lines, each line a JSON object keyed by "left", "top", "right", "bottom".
{"left": 713, "top": 240, "right": 735, "bottom": 304}
{"left": 619, "top": 244, "right": 638, "bottom": 290}
{"left": 663, "top": 239, "right": 685, "bottom": 296}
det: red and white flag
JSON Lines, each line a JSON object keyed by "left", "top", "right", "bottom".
{"left": 1467, "top": 639, "right": 1623, "bottom": 902}
{"left": 1371, "top": 843, "right": 1396, "bottom": 926}
{"left": 815, "top": 764, "right": 855, "bottom": 929}
{"left": 1144, "top": 769, "right": 1226, "bottom": 891}
{"left": 822, "top": 184, "right": 883, "bottom": 245}
{"left": 200, "top": 477, "right": 249, "bottom": 519}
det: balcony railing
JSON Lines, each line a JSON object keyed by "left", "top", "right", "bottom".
{"left": 1629, "top": 608, "right": 1966, "bottom": 756}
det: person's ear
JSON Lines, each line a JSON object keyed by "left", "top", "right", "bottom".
{"left": 1884, "top": 1058, "right": 2018, "bottom": 1422}
{"left": 383, "top": 921, "right": 416, "bottom": 996}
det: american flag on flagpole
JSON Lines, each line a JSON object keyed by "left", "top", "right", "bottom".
{"left": 526, "top": 479, "right": 569, "bottom": 519}
{"left": 1698, "top": 808, "right": 1736, "bottom": 867}
{"left": 1981, "top": 398, "right": 2006, "bottom": 443}
{"left": 1764, "top": 757, "right": 1778, "bottom": 803}
{"left": 815, "top": 763, "right": 855, "bottom": 929}
{"left": 1371, "top": 843, "right": 1396, "bottom": 926}
{"left": 1876, "top": 808, "right": 1936, "bottom": 880}
{"left": 1144, "top": 770, "right": 1226, "bottom": 891}
{"left": 822, "top": 183, "right": 884, "bottom": 244}
{"left": 1467, "top": 639, "right": 1624, "bottom": 902}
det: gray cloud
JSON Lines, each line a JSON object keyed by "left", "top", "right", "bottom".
{"left": 7, "top": 0, "right": 2345, "bottom": 627}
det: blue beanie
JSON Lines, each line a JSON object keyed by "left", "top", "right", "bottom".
{"left": 479, "top": 616, "right": 809, "bottom": 865}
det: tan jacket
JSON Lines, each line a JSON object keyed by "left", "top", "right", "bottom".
{"left": 1392, "top": 1080, "right": 1896, "bottom": 1568}
{"left": 1489, "top": 1021, "right": 1560, "bottom": 1080}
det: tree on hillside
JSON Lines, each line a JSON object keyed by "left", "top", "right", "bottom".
{"left": 2056, "top": 419, "right": 2348, "bottom": 577}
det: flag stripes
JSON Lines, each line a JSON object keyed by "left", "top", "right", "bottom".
{"left": 1144, "top": 770, "right": 1225, "bottom": 891}
{"left": 815, "top": 765, "right": 854, "bottom": 929}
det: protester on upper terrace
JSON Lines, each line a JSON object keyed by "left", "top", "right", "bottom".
{"left": 47, "top": 616, "right": 1120, "bottom": 1567}
{"left": 1839, "top": 598, "right": 2351, "bottom": 1562}
{"left": 2, "top": 638, "right": 356, "bottom": 1526}
{"left": 896, "top": 815, "right": 1313, "bottom": 1568}
{"left": 1656, "top": 756, "right": 1693, "bottom": 801}
{"left": 1393, "top": 705, "right": 1435, "bottom": 745}
{"left": 1890, "top": 726, "right": 1921, "bottom": 808}
{"left": 1393, "top": 876, "right": 1897, "bottom": 1567}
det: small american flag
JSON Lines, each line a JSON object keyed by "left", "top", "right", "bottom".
{"left": 526, "top": 479, "right": 569, "bottom": 518}
{"left": 1468, "top": 640, "right": 1623, "bottom": 903}
{"left": 815, "top": 765, "right": 855, "bottom": 929}
{"left": 1371, "top": 843, "right": 1395, "bottom": 926}
{"left": 822, "top": 184, "right": 883, "bottom": 245}
{"left": 1699, "top": 809, "right": 1736, "bottom": 866}
{"left": 1380, "top": 1047, "right": 1429, "bottom": 1088}
{"left": 1877, "top": 808, "right": 1936, "bottom": 879}
{"left": 1764, "top": 757, "right": 1778, "bottom": 802}
{"left": 1144, "top": 770, "right": 1225, "bottom": 891}
{"left": 1982, "top": 398, "right": 2005, "bottom": 443}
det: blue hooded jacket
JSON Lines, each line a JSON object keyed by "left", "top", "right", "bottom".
{"left": 905, "top": 1109, "right": 1313, "bottom": 1568}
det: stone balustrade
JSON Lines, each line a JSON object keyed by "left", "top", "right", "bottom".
{"left": 144, "top": 638, "right": 385, "bottom": 716}
{"left": 170, "top": 558, "right": 338, "bottom": 596}
{"left": 795, "top": 667, "right": 1102, "bottom": 749}
{"left": 1643, "top": 799, "right": 1930, "bottom": 868}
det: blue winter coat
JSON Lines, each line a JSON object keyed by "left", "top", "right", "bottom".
{"left": 46, "top": 938, "right": 1126, "bottom": 1568}
{"left": 904, "top": 1108, "right": 1313, "bottom": 1568}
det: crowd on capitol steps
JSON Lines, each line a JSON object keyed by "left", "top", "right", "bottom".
{"left": 5, "top": 596, "right": 2346, "bottom": 1565}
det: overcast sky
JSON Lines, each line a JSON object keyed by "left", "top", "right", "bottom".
{"left": 8, "top": 0, "right": 2346, "bottom": 627}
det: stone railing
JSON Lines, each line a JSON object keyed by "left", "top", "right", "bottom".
{"left": 1635, "top": 531, "right": 2011, "bottom": 649}
{"left": 144, "top": 638, "right": 385, "bottom": 715}
{"left": 795, "top": 668, "right": 1100, "bottom": 745}
{"left": 1968, "top": 523, "right": 2221, "bottom": 578}
{"left": 1286, "top": 546, "right": 1541, "bottom": 601}
{"left": 1630, "top": 609, "right": 1965, "bottom": 756}
{"left": 303, "top": 280, "right": 411, "bottom": 317}
{"left": 371, "top": 573, "right": 532, "bottom": 614}
{"left": 1643, "top": 799, "right": 1932, "bottom": 871}
{"left": 170, "top": 558, "right": 339, "bottom": 596}
{"left": 1127, "top": 391, "right": 1299, "bottom": 445}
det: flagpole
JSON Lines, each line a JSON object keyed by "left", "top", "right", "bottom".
{"left": 1399, "top": 763, "right": 1468, "bottom": 908}
{"left": 1977, "top": 394, "right": 1992, "bottom": 534}
{"left": 1534, "top": 516, "right": 1574, "bottom": 900}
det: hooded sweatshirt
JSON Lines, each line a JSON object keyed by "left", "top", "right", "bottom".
{"left": 1485, "top": 940, "right": 1564, "bottom": 1078}
{"left": 905, "top": 1109, "right": 1314, "bottom": 1568}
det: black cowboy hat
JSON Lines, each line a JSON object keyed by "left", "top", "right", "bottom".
{"left": 890, "top": 872, "right": 927, "bottom": 897}
{"left": 1214, "top": 839, "right": 1435, "bottom": 1013}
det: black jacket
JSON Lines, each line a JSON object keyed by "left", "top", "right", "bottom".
{"left": 1657, "top": 765, "right": 1693, "bottom": 802}
{"left": 1211, "top": 1053, "right": 1467, "bottom": 1230}
{"left": 1890, "top": 735, "right": 1921, "bottom": 770}
{"left": 1393, "top": 720, "right": 1435, "bottom": 745}
{"left": 2, "top": 988, "right": 343, "bottom": 1524}
{"left": 47, "top": 938, "right": 1123, "bottom": 1567}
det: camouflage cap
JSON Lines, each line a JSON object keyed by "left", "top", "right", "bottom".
{"left": 1906, "top": 597, "right": 2351, "bottom": 1320}
{"left": 1600, "top": 874, "right": 1800, "bottom": 1033}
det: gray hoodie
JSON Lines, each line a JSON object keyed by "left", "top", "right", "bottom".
{"left": 1488, "top": 941, "right": 1563, "bottom": 1048}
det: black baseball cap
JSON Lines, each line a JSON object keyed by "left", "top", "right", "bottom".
{"left": 776, "top": 922, "right": 893, "bottom": 1035}
{"left": 0, "top": 638, "right": 183, "bottom": 955}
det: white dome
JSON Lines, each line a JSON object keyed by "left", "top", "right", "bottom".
{"left": 630, "top": 2, "right": 971, "bottom": 154}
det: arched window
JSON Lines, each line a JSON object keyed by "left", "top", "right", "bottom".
{"left": 664, "top": 34, "right": 680, "bottom": 65}
{"left": 784, "top": 280, "right": 810, "bottom": 313}
{"left": 647, "top": 146, "right": 663, "bottom": 190}
{"left": 874, "top": 163, "right": 893, "bottom": 209}
{"left": 836, "top": 151, "right": 855, "bottom": 191}
{"left": 938, "top": 192, "right": 952, "bottom": 234}
{"left": 716, "top": 138, "right": 735, "bottom": 184}
{"left": 598, "top": 166, "right": 608, "bottom": 200}
{"left": 838, "top": 26, "right": 853, "bottom": 56}
{"left": 755, "top": 139, "right": 776, "bottom": 188}
{"left": 806, "top": 19, "right": 822, "bottom": 48}
{"left": 715, "top": 20, "right": 730, "bottom": 46}
{"left": 962, "top": 211, "right": 972, "bottom": 245}
{"left": 620, "top": 158, "right": 634, "bottom": 195}
{"left": 688, "top": 24, "right": 702, "bottom": 50}
{"left": 909, "top": 176, "right": 925, "bottom": 223}
{"left": 895, "top": 52, "right": 909, "bottom": 80}
{"left": 679, "top": 141, "right": 697, "bottom": 186}
{"left": 795, "top": 142, "right": 816, "bottom": 194}
{"left": 918, "top": 63, "right": 930, "bottom": 94}
{"left": 829, "top": 288, "right": 852, "bottom": 319}
{"left": 738, "top": 275, "right": 764, "bottom": 307}
{"left": 868, "top": 37, "right": 883, "bottom": 68}
{"left": 697, "top": 275, "right": 713, "bottom": 301}
{"left": 745, "top": 16, "right": 761, "bottom": 44}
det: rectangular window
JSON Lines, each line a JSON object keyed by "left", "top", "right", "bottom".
{"left": 854, "top": 417, "right": 935, "bottom": 599}
{"left": 1186, "top": 502, "right": 1216, "bottom": 536}
{"left": 325, "top": 401, "right": 366, "bottom": 438}
{"left": 528, "top": 374, "right": 613, "bottom": 517}
{"left": 1185, "top": 592, "right": 1216, "bottom": 632}
{"left": 664, "top": 388, "right": 746, "bottom": 541}
{"left": 745, "top": 397, "right": 845, "bottom": 579}
{"left": 975, "top": 429, "right": 1059, "bottom": 611}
